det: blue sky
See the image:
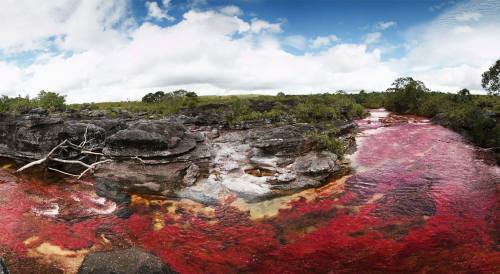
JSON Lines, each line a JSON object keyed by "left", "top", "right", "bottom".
{"left": 0, "top": 0, "right": 498, "bottom": 102}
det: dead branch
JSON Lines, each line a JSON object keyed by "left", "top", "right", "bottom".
{"left": 16, "top": 140, "right": 69, "bottom": 173}
{"left": 15, "top": 125, "right": 113, "bottom": 179}
{"left": 77, "top": 159, "right": 112, "bottom": 179}
{"left": 79, "top": 126, "right": 89, "bottom": 148}
{"left": 48, "top": 167, "right": 80, "bottom": 177}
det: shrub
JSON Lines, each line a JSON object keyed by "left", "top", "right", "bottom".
{"left": 36, "top": 91, "right": 66, "bottom": 112}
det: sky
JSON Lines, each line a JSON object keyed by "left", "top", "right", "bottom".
{"left": 0, "top": 0, "right": 499, "bottom": 102}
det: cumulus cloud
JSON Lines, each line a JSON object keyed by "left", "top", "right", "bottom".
{"left": 310, "top": 35, "right": 339, "bottom": 49}
{"left": 0, "top": 0, "right": 498, "bottom": 102}
{"left": 146, "top": 0, "right": 175, "bottom": 21}
{"left": 249, "top": 18, "right": 282, "bottom": 33}
{"left": 219, "top": 5, "right": 242, "bottom": 16}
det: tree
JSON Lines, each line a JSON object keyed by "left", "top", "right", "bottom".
{"left": 36, "top": 91, "right": 66, "bottom": 112}
{"left": 481, "top": 59, "right": 500, "bottom": 95}
{"left": 386, "top": 77, "right": 429, "bottom": 113}
{"left": 142, "top": 91, "right": 166, "bottom": 103}
{"left": 387, "top": 77, "right": 429, "bottom": 92}
{"left": 458, "top": 88, "right": 470, "bottom": 96}
{"left": 185, "top": 91, "right": 198, "bottom": 98}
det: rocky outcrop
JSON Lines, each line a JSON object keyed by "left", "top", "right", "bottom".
{"left": 0, "top": 111, "right": 354, "bottom": 206}
{"left": 0, "top": 112, "right": 125, "bottom": 160}
{"left": 78, "top": 247, "right": 176, "bottom": 274}
{"left": 179, "top": 125, "right": 348, "bottom": 202}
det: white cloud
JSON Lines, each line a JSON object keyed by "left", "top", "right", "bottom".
{"left": 364, "top": 32, "right": 382, "bottom": 44}
{"left": 283, "top": 35, "right": 307, "bottom": 50}
{"left": 0, "top": 7, "right": 394, "bottom": 102}
{"left": 249, "top": 18, "right": 282, "bottom": 33}
{"left": 146, "top": 0, "right": 175, "bottom": 21}
{"left": 375, "top": 21, "right": 397, "bottom": 30}
{"left": 310, "top": 35, "right": 339, "bottom": 48}
{"left": 0, "top": 0, "right": 499, "bottom": 102}
{"left": 395, "top": 0, "right": 500, "bottom": 92}
{"left": 219, "top": 5, "right": 242, "bottom": 16}
{"left": 455, "top": 11, "right": 482, "bottom": 21}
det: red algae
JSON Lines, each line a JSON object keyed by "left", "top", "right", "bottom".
{"left": 1, "top": 109, "right": 499, "bottom": 273}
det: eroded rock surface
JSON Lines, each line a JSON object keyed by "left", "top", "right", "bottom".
{"left": 78, "top": 247, "right": 176, "bottom": 274}
{"left": 0, "top": 111, "right": 354, "bottom": 206}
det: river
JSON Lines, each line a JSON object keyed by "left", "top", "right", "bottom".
{"left": 0, "top": 109, "right": 499, "bottom": 273}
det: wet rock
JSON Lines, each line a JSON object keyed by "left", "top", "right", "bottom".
{"left": 0, "top": 257, "right": 8, "bottom": 274}
{"left": 95, "top": 178, "right": 131, "bottom": 204}
{"left": 94, "top": 161, "right": 191, "bottom": 197}
{"left": 115, "top": 206, "right": 133, "bottom": 219}
{"left": 78, "top": 247, "right": 176, "bottom": 274}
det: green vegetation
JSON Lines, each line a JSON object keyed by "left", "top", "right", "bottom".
{"left": 482, "top": 59, "right": 500, "bottom": 95}
{"left": 307, "top": 128, "right": 348, "bottom": 156}
{"left": 36, "top": 91, "right": 66, "bottom": 112}
{"left": 0, "top": 91, "right": 66, "bottom": 113}
{"left": 69, "top": 92, "right": 366, "bottom": 125}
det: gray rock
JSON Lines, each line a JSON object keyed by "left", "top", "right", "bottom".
{"left": 78, "top": 247, "right": 176, "bottom": 274}
{"left": 104, "top": 120, "right": 197, "bottom": 158}
{"left": 246, "top": 125, "right": 313, "bottom": 156}
{"left": 183, "top": 163, "right": 200, "bottom": 186}
{"left": 0, "top": 257, "right": 8, "bottom": 274}
{"left": 294, "top": 151, "right": 339, "bottom": 176}
{"left": 94, "top": 161, "right": 191, "bottom": 197}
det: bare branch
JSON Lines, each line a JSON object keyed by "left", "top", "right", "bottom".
{"left": 79, "top": 126, "right": 89, "bottom": 148}
{"left": 16, "top": 139, "right": 69, "bottom": 173}
{"left": 16, "top": 126, "right": 113, "bottom": 179}
{"left": 51, "top": 158, "right": 91, "bottom": 168}
{"left": 77, "top": 159, "right": 112, "bottom": 179}
{"left": 48, "top": 167, "right": 80, "bottom": 177}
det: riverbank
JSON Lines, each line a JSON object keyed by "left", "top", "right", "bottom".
{"left": 352, "top": 90, "right": 500, "bottom": 163}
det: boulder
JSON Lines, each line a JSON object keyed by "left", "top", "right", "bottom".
{"left": 78, "top": 247, "right": 176, "bottom": 274}
{"left": 294, "top": 151, "right": 339, "bottom": 176}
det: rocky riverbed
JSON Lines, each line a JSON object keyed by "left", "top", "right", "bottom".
{"left": 0, "top": 108, "right": 354, "bottom": 206}
{"left": 0, "top": 109, "right": 499, "bottom": 274}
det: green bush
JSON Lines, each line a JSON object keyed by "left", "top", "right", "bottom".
{"left": 36, "top": 91, "right": 66, "bottom": 112}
